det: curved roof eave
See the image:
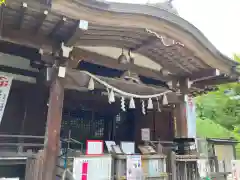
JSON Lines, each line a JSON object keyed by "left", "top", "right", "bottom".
{"left": 51, "top": 0, "right": 238, "bottom": 75}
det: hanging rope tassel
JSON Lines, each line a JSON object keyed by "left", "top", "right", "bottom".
{"left": 147, "top": 98, "right": 153, "bottom": 109}
{"left": 129, "top": 97, "right": 135, "bottom": 109}
{"left": 121, "top": 97, "right": 126, "bottom": 111}
{"left": 141, "top": 100, "right": 146, "bottom": 115}
{"left": 156, "top": 97, "right": 161, "bottom": 112}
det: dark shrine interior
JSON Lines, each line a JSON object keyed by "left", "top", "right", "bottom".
{"left": 0, "top": 41, "right": 175, "bottom": 152}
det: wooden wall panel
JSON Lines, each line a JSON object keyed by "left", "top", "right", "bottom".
{"left": 134, "top": 111, "right": 154, "bottom": 144}
{"left": 0, "top": 82, "right": 47, "bottom": 137}
{"left": 0, "top": 81, "right": 174, "bottom": 147}
{"left": 154, "top": 110, "right": 174, "bottom": 141}
{"left": 134, "top": 109, "right": 174, "bottom": 143}
{"left": 0, "top": 87, "right": 24, "bottom": 134}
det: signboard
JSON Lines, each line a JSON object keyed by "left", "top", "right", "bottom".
{"left": 86, "top": 140, "right": 103, "bottom": 155}
{"left": 185, "top": 95, "right": 197, "bottom": 138}
{"left": 148, "top": 159, "right": 160, "bottom": 177}
{"left": 141, "top": 128, "right": 150, "bottom": 141}
{"left": 73, "top": 156, "right": 112, "bottom": 180}
{"left": 126, "top": 155, "right": 142, "bottom": 180}
{"left": 232, "top": 160, "right": 240, "bottom": 180}
{"left": 73, "top": 159, "right": 89, "bottom": 180}
{"left": 0, "top": 76, "right": 12, "bottom": 125}
{"left": 121, "top": 141, "right": 135, "bottom": 154}
{"left": 105, "top": 141, "right": 116, "bottom": 153}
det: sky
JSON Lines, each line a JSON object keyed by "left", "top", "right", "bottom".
{"left": 106, "top": 0, "right": 240, "bottom": 58}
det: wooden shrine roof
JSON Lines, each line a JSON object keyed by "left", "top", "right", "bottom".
{"left": 0, "top": 0, "right": 239, "bottom": 93}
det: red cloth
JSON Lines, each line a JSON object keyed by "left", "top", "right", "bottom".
{"left": 81, "top": 162, "right": 88, "bottom": 180}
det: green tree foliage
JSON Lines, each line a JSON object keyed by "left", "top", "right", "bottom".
{"left": 197, "top": 118, "right": 233, "bottom": 138}
{"left": 196, "top": 54, "right": 240, "bottom": 131}
{"left": 196, "top": 54, "right": 240, "bottom": 158}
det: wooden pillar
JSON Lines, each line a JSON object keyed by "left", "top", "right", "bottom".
{"left": 42, "top": 73, "right": 64, "bottom": 180}
{"left": 41, "top": 44, "right": 72, "bottom": 180}
{"left": 174, "top": 101, "right": 187, "bottom": 137}
{"left": 174, "top": 78, "right": 189, "bottom": 138}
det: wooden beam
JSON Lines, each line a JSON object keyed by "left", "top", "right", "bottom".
{"left": 49, "top": 16, "right": 66, "bottom": 38}
{"left": 131, "top": 37, "right": 157, "bottom": 52}
{"left": 190, "top": 68, "right": 220, "bottom": 82}
{"left": 193, "top": 75, "right": 237, "bottom": 88}
{"left": 0, "top": 40, "right": 41, "bottom": 61}
{"left": 15, "top": 2, "right": 27, "bottom": 30}
{"left": 1, "top": 27, "right": 57, "bottom": 52}
{"left": 0, "top": 5, "right": 4, "bottom": 37}
{"left": 0, "top": 65, "right": 38, "bottom": 77}
{"left": 34, "top": 10, "right": 48, "bottom": 34}
{"left": 0, "top": 71, "right": 36, "bottom": 83}
{"left": 74, "top": 39, "right": 135, "bottom": 49}
{"left": 71, "top": 47, "right": 172, "bottom": 81}
{"left": 77, "top": 35, "right": 141, "bottom": 45}
{"left": 82, "top": 29, "right": 145, "bottom": 39}
{"left": 65, "top": 20, "right": 88, "bottom": 46}
{"left": 65, "top": 20, "right": 80, "bottom": 46}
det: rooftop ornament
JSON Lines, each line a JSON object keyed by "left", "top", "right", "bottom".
{"left": 145, "top": 28, "right": 184, "bottom": 47}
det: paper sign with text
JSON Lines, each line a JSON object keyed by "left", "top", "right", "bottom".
{"left": 0, "top": 76, "right": 12, "bottom": 126}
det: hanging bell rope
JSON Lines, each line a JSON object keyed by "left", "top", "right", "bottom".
{"left": 82, "top": 71, "right": 171, "bottom": 99}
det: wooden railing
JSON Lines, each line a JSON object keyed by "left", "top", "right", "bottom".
{"left": 25, "top": 150, "right": 74, "bottom": 180}
{"left": 0, "top": 134, "right": 45, "bottom": 156}
{"left": 0, "top": 134, "right": 82, "bottom": 179}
